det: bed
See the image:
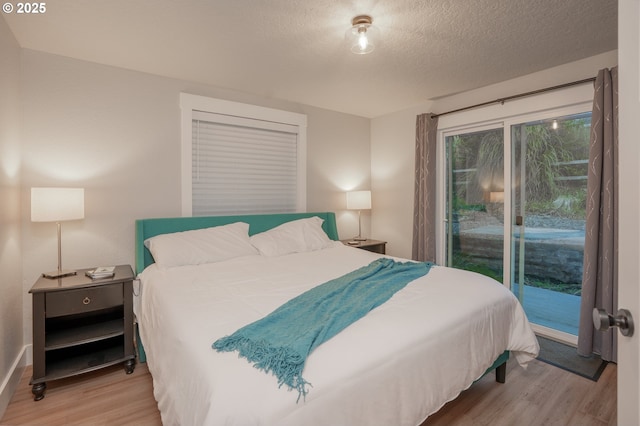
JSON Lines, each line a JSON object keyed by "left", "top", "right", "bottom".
{"left": 134, "top": 212, "right": 538, "bottom": 425}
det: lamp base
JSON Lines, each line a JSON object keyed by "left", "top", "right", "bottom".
{"left": 351, "top": 236, "right": 367, "bottom": 242}
{"left": 42, "top": 269, "right": 77, "bottom": 279}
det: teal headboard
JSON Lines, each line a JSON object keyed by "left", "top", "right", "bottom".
{"left": 135, "top": 212, "right": 339, "bottom": 274}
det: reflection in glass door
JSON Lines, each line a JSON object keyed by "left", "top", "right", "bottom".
{"left": 510, "top": 113, "right": 590, "bottom": 337}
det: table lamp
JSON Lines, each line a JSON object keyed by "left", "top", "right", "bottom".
{"left": 346, "top": 190, "right": 371, "bottom": 241}
{"left": 31, "top": 187, "right": 85, "bottom": 279}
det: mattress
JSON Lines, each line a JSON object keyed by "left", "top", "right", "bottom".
{"left": 136, "top": 242, "right": 539, "bottom": 425}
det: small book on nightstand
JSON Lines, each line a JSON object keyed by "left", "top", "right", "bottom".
{"left": 85, "top": 266, "right": 116, "bottom": 279}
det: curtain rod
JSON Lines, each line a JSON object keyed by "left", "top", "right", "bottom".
{"left": 431, "top": 77, "right": 596, "bottom": 118}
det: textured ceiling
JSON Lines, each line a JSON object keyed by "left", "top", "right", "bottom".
{"left": 4, "top": 0, "right": 617, "bottom": 118}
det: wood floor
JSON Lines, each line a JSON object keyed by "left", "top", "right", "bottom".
{"left": 2, "top": 359, "right": 616, "bottom": 425}
{"left": 424, "top": 359, "right": 616, "bottom": 426}
{"left": 1, "top": 363, "right": 162, "bottom": 426}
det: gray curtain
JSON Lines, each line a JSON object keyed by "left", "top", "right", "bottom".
{"left": 412, "top": 113, "right": 438, "bottom": 262}
{"left": 577, "top": 67, "right": 618, "bottom": 361}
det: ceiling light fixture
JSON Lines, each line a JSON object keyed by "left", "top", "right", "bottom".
{"left": 346, "top": 15, "right": 379, "bottom": 55}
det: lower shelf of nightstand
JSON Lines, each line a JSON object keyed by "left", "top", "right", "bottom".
{"left": 32, "top": 340, "right": 133, "bottom": 384}
{"left": 46, "top": 318, "right": 124, "bottom": 350}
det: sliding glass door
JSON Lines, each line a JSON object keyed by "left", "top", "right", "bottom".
{"left": 444, "top": 110, "right": 590, "bottom": 341}
{"left": 510, "top": 113, "right": 590, "bottom": 337}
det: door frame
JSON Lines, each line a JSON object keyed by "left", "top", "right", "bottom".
{"left": 617, "top": 1, "right": 639, "bottom": 423}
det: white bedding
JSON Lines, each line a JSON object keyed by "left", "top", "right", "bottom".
{"left": 136, "top": 242, "right": 539, "bottom": 426}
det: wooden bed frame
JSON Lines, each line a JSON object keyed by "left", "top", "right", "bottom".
{"left": 133, "top": 211, "right": 507, "bottom": 382}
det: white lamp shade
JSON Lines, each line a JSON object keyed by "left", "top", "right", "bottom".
{"left": 31, "top": 187, "right": 85, "bottom": 222}
{"left": 346, "top": 190, "right": 371, "bottom": 210}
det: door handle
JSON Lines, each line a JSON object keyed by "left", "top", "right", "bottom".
{"left": 593, "top": 308, "right": 634, "bottom": 337}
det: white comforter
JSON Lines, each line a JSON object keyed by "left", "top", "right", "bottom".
{"left": 136, "top": 242, "right": 538, "bottom": 426}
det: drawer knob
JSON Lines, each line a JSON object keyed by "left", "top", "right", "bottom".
{"left": 82, "top": 297, "right": 91, "bottom": 305}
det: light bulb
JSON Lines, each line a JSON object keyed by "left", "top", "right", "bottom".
{"left": 358, "top": 30, "right": 369, "bottom": 51}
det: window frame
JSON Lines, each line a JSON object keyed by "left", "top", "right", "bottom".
{"left": 180, "top": 93, "right": 307, "bottom": 216}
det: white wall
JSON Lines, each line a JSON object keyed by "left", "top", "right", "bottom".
{"left": 304, "top": 106, "right": 371, "bottom": 238}
{"left": 19, "top": 50, "right": 371, "bottom": 352}
{"left": 0, "top": 16, "right": 24, "bottom": 418}
{"left": 371, "top": 51, "right": 618, "bottom": 259}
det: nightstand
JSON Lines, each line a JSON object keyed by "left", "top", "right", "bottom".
{"left": 29, "top": 264, "right": 136, "bottom": 401}
{"left": 341, "top": 239, "right": 387, "bottom": 254}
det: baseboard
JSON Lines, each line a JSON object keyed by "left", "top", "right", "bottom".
{"left": 0, "top": 345, "right": 28, "bottom": 420}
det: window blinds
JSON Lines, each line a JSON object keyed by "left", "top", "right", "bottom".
{"left": 191, "top": 111, "right": 299, "bottom": 216}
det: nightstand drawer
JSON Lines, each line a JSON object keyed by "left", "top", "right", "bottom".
{"left": 46, "top": 283, "right": 123, "bottom": 318}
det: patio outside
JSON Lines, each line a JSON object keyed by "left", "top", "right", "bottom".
{"left": 454, "top": 210, "right": 583, "bottom": 335}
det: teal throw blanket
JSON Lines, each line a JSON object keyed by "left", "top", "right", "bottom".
{"left": 212, "top": 258, "right": 433, "bottom": 400}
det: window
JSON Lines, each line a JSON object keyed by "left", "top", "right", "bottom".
{"left": 180, "top": 94, "right": 307, "bottom": 216}
{"left": 438, "top": 95, "right": 593, "bottom": 344}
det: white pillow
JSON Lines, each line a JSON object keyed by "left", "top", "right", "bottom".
{"left": 302, "top": 216, "right": 334, "bottom": 250}
{"left": 144, "top": 222, "right": 258, "bottom": 268}
{"left": 250, "top": 217, "right": 333, "bottom": 257}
